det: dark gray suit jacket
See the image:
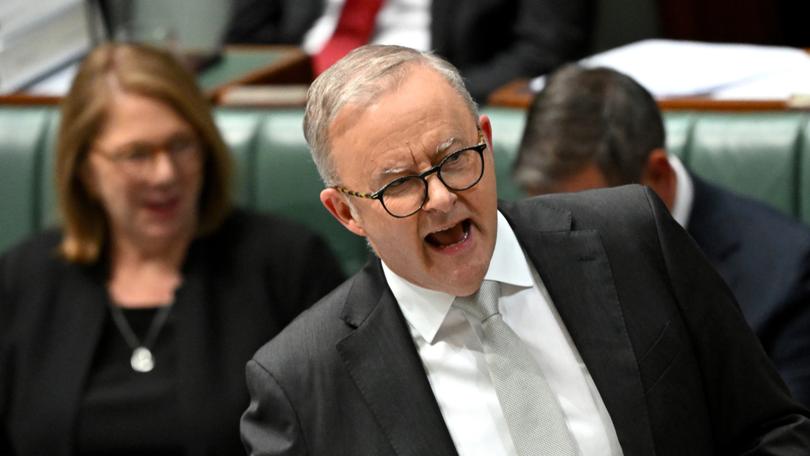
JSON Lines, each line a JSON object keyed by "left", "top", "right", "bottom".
{"left": 241, "top": 185, "right": 810, "bottom": 455}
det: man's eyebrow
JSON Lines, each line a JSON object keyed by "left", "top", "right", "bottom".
{"left": 435, "top": 136, "right": 459, "bottom": 157}
{"left": 375, "top": 136, "right": 461, "bottom": 179}
{"left": 378, "top": 165, "right": 410, "bottom": 178}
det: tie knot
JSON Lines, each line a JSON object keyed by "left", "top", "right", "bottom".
{"left": 453, "top": 280, "right": 501, "bottom": 321}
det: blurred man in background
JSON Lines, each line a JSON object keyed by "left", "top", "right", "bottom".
{"left": 514, "top": 64, "right": 810, "bottom": 407}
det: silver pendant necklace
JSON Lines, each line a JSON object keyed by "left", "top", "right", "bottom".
{"left": 108, "top": 302, "right": 173, "bottom": 373}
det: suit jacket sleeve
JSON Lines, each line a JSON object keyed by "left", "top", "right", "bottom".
{"left": 242, "top": 359, "right": 306, "bottom": 456}
{"left": 644, "top": 188, "right": 810, "bottom": 453}
{"left": 769, "top": 248, "right": 810, "bottom": 408}
{"left": 460, "top": 0, "right": 588, "bottom": 101}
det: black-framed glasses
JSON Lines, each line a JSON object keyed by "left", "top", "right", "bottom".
{"left": 334, "top": 129, "right": 487, "bottom": 218}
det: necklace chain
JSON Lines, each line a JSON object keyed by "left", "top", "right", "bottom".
{"left": 108, "top": 303, "right": 173, "bottom": 373}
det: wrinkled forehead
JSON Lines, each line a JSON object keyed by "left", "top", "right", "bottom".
{"left": 327, "top": 68, "right": 478, "bottom": 184}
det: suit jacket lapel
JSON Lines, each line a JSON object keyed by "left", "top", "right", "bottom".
{"left": 337, "top": 262, "right": 458, "bottom": 456}
{"left": 500, "top": 199, "right": 656, "bottom": 455}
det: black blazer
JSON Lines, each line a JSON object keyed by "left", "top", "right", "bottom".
{"left": 241, "top": 186, "right": 810, "bottom": 455}
{"left": 688, "top": 175, "right": 810, "bottom": 406}
{"left": 0, "top": 209, "right": 345, "bottom": 455}
{"left": 225, "top": 0, "right": 589, "bottom": 100}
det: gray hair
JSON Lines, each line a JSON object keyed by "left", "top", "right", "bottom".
{"left": 303, "top": 44, "right": 478, "bottom": 186}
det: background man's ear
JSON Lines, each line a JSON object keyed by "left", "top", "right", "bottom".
{"left": 320, "top": 188, "right": 367, "bottom": 237}
{"left": 640, "top": 148, "right": 677, "bottom": 211}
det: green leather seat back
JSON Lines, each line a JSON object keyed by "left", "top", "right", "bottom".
{"left": 0, "top": 108, "right": 50, "bottom": 252}
{"left": 214, "top": 109, "right": 264, "bottom": 206}
{"left": 3, "top": 105, "right": 809, "bottom": 274}
{"left": 252, "top": 109, "right": 369, "bottom": 274}
{"left": 686, "top": 113, "right": 803, "bottom": 217}
{"left": 38, "top": 111, "right": 61, "bottom": 231}
{"left": 663, "top": 113, "right": 695, "bottom": 161}
{"left": 483, "top": 107, "right": 528, "bottom": 202}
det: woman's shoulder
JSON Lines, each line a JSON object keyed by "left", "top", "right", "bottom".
{"left": 1, "top": 229, "right": 65, "bottom": 273}
{"left": 213, "top": 207, "right": 326, "bottom": 249}
{"left": 198, "top": 207, "right": 341, "bottom": 278}
{"left": 0, "top": 229, "right": 76, "bottom": 308}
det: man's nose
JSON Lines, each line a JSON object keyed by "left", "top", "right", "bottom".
{"left": 422, "top": 175, "right": 456, "bottom": 213}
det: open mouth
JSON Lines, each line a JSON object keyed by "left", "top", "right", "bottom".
{"left": 144, "top": 197, "right": 180, "bottom": 215}
{"left": 425, "top": 219, "right": 471, "bottom": 249}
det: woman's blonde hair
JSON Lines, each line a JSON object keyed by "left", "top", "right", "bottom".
{"left": 57, "top": 43, "right": 232, "bottom": 263}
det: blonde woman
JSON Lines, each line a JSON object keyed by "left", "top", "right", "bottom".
{"left": 0, "top": 43, "right": 344, "bottom": 455}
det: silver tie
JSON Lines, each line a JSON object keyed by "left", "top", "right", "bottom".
{"left": 453, "top": 280, "right": 578, "bottom": 456}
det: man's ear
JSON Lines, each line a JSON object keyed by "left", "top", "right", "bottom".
{"left": 478, "top": 114, "right": 493, "bottom": 147}
{"left": 640, "top": 148, "right": 676, "bottom": 211}
{"left": 320, "top": 188, "right": 367, "bottom": 237}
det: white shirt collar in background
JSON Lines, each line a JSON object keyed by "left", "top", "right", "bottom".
{"left": 668, "top": 154, "right": 694, "bottom": 228}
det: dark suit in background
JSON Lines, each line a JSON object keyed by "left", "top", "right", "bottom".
{"left": 242, "top": 187, "right": 810, "bottom": 455}
{"left": 225, "top": 0, "right": 589, "bottom": 100}
{"left": 0, "top": 209, "right": 344, "bottom": 455}
{"left": 688, "top": 175, "right": 810, "bottom": 406}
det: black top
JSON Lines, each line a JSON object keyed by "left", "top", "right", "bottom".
{"left": 0, "top": 208, "right": 346, "bottom": 456}
{"left": 77, "top": 307, "right": 183, "bottom": 456}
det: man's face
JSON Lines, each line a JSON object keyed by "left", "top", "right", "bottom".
{"left": 320, "top": 65, "right": 498, "bottom": 296}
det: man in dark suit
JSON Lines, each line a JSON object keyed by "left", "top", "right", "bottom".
{"left": 512, "top": 64, "right": 810, "bottom": 408}
{"left": 225, "top": 0, "right": 589, "bottom": 101}
{"left": 241, "top": 45, "right": 810, "bottom": 455}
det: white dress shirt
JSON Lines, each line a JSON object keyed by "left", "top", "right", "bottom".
{"left": 668, "top": 154, "right": 694, "bottom": 228}
{"left": 382, "top": 211, "right": 623, "bottom": 455}
{"left": 302, "top": 0, "right": 431, "bottom": 55}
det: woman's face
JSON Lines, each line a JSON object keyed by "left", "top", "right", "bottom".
{"left": 82, "top": 91, "right": 204, "bottom": 249}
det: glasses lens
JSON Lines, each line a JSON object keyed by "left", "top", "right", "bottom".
{"left": 167, "top": 135, "right": 200, "bottom": 162}
{"left": 381, "top": 176, "right": 426, "bottom": 217}
{"left": 440, "top": 147, "right": 483, "bottom": 191}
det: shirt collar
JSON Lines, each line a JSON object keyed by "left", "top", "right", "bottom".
{"left": 668, "top": 154, "right": 694, "bottom": 228}
{"left": 382, "top": 211, "right": 535, "bottom": 344}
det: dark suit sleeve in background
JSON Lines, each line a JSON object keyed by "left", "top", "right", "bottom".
{"left": 644, "top": 188, "right": 810, "bottom": 453}
{"left": 432, "top": 0, "right": 590, "bottom": 102}
{"left": 225, "top": 0, "right": 324, "bottom": 45}
{"left": 770, "top": 260, "right": 810, "bottom": 408}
